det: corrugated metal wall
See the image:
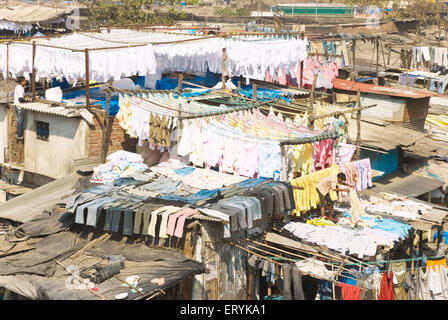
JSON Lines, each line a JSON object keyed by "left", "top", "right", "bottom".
{"left": 360, "top": 94, "right": 406, "bottom": 122}
{"left": 359, "top": 94, "right": 429, "bottom": 131}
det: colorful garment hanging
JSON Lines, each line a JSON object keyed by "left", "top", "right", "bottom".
{"left": 313, "top": 138, "right": 333, "bottom": 172}
{"left": 177, "top": 108, "right": 323, "bottom": 179}
{"left": 339, "top": 158, "right": 373, "bottom": 193}
{"left": 290, "top": 164, "right": 340, "bottom": 215}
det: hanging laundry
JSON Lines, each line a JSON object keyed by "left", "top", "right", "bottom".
{"left": 390, "top": 262, "right": 407, "bottom": 300}
{"left": 348, "top": 188, "right": 365, "bottom": 225}
{"left": 378, "top": 271, "right": 395, "bottom": 300}
{"left": 313, "top": 139, "right": 333, "bottom": 172}
{"left": 335, "top": 143, "right": 356, "bottom": 165}
{"left": 290, "top": 164, "right": 340, "bottom": 215}
{"left": 338, "top": 283, "right": 361, "bottom": 300}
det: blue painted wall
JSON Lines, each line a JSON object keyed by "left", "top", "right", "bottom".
{"left": 360, "top": 147, "right": 399, "bottom": 180}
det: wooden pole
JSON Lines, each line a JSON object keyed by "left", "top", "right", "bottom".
{"left": 308, "top": 75, "right": 317, "bottom": 127}
{"left": 31, "top": 41, "right": 36, "bottom": 101}
{"left": 101, "top": 87, "right": 111, "bottom": 162}
{"left": 247, "top": 271, "right": 253, "bottom": 300}
{"left": 300, "top": 60, "right": 304, "bottom": 88}
{"left": 222, "top": 47, "right": 227, "bottom": 89}
{"left": 376, "top": 37, "right": 379, "bottom": 77}
{"left": 6, "top": 43, "right": 9, "bottom": 106}
{"left": 85, "top": 48, "right": 90, "bottom": 108}
{"left": 352, "top": 40, "right": 356, "bottom": 77}
{"left": 252, "top": 81, "right": 257, "bottom": 101}
{"left": 387, "top": 47, "right": 391, "bottom": 66}
{"left": 418, "top": 230, "right": 423, "bottom": 257}
{"left": 356, "top": 89, "right": 361, "bottom": 160}
{"left": 177, "top": 72, "right": 184, "bottom": 92}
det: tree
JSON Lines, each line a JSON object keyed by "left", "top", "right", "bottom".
{"left": 87, "top": 0, "right": 186, "bottom": 26}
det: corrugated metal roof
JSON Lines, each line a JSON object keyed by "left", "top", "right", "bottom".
{"left": 0, "top": 172, "right": 85, "bottom": 223}
{"left": 186, "top": 212, "right": 223, "bottom": 223}
{"left": 73, "top": 157, "right": 102, "bottom": 173}
{"left": 19, "top": 102, "right": 83, "bottom": 118}
{"left": 0, "top": 5, "right": 67, "bottom": 23}
{"left": 347, "top": 119, "right": 428, "bottom": 151}
{"left": 334, "top": 79, "right": 437, "bottom": 99}
{"left": 365, "top": 171, "right": 443, "bottom": 197}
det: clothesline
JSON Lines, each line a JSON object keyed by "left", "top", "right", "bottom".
{"left": 279, "top": 132, "right": 340, "bottom": 146}
{"left": 327, "top": 254, "right": 448, "bottom": 267}
{"left": 248, "top": 238, "right": 376, "bottom": 271}
{"left": 178, "top": 100, "right": 274, "bottom": 120}
{"left": 229, "top": 240, "right": 368, "bottom": 291}
{"left": 310, "top": 104, "right": 378, "bottom": 121}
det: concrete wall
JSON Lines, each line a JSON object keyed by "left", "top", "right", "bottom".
{"left": 24, "top": 112, "right": 89, "bottom": 179}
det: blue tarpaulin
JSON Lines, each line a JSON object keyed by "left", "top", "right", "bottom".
{"left": 55, "top": 73, "right": 292, "bottom": 116}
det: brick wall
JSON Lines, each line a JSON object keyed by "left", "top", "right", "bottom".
{"left": 7, "top": 107, "right": 24, "bottom": 164}
{"left": 87, "top": 107, "right": 137, "bottom": 158}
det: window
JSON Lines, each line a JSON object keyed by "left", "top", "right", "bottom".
{"left": 36, "top": 121, "right": 49, "bottom": 141}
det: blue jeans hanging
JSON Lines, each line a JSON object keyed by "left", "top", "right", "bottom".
{"left": 429, "top": 78, "right": 438, "bottom": 91}
{"left": 438, "top": 79, "right": 448, "bottom": 94}
{"left": 13, "top": 106, "right": 26, "bottom": 139}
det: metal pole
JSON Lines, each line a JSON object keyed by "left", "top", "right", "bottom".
{"left": 32, "top": 41, "right": 36, "bottom": 101}
{"left": 85, "top": 48, "right": 90, "bottom": 108}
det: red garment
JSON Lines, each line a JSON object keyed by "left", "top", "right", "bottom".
{"left": 338, "top": 283, "right": 361, "bottom": 300}
{"left": 378, "top": 271, "right": 395, "bottom": 300}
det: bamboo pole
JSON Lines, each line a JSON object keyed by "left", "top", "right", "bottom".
{"left": 222, "top": 47, "right": 227, "bottom": 89}
{"left": 308, "top": 75, "right": 317, "bottom": 127}
{"left": 6, "top": 42, "right": 9, "bottom": 105}
{"left": 356, "top": 89, "right": 361, "bottom": 160}
{"left": 252, "top": 81, "right": 257, "bottom": 101}
{"left": 177, "top": 72, "right": 184, "bottom": 92}
{"left": 31, "top": 41, "right": 36, "bottom": 101}
{"left": 230, "top": 241, "right": 366, "bottom": 290}
{"left": 101, "top": 87, "right": 111, "bottom": 162}
{"left": 85, "top": 48, "right": 90, "bottom": 109}
{"left": 376, "top": 37, "right": 379, "bottom": 77}
{"left": 254, "top": 238, "right": 378, "bottom": 268}
{"left": 244, "top": 242, "right": 358, "bottom": 275}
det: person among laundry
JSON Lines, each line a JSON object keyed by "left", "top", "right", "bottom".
{"left": 333, "top": 113, "right": 349, "bottom": 136}
{"left": 316, "top": 172, "right": 354, "bottom": 222}
{"left": 13, "top": 76, "right": 31, "bottom": 140}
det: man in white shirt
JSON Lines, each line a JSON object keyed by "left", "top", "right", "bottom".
{"left": 316, "top": 172, "right": 353, "bottom": 222}
{"left": 13, "top": 76, "right": 30, "bottom": 140}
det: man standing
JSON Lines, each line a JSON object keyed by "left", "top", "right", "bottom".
{"left": 13, "top": 76, "right": 30, "bottom": 140}
{"left": 316, "top": 172, "right": 353, "bottom": 222}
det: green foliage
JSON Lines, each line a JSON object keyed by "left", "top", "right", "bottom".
{"left": 216, "top": 7, "right": 250, "bottom": 17}
{"left": 88, "top": 0, "right": 187, "bottom": 25}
